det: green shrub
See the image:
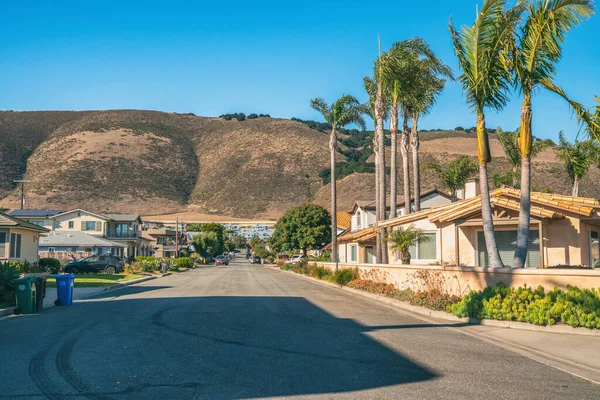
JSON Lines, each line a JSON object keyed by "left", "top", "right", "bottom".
{"left": 139, "top": 259, "right": 154, "bottom": 273}
{"left": 329, "top": 268, "right": 359, "bottom": 286}
{"left": 167, "top": 259, "right": 178, "bottom": 271}
{"left": 448, "top": 283, "right": 600, "bottom": 329}
{"left": 39, "top": 258, "right": 61, "bottom": 274}
{"left": 175, "top": 257, "right": 194, "bottom": 270}
{"left": 135, "top": 256, "right": 157, "bottom": 262}
{"left": 0, "top": 262, "right": 19, "bottom": 306}
{"left": 280, "top": 263, "right": 294, "bottom": 271}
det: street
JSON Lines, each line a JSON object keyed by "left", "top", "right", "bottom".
{"left": 0, "top": 259, "right": 598, "bottom": 399}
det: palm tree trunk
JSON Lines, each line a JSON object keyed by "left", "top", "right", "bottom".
{"left": 389, "top": 101, "right": 398, "bottom": 220}
{"left": 513, "top": 93, "right": 532, "bottom": 269}
{"left": 374, "top": 123, "right": 382, "bottom": 263}
{"left": 375, "top": 79, "right": 387, "bottom": 264}
{"left": 411, "top": 113, "right": 421, "bottom": 212}
{"left": 477, "top": 112, "right": 503, "bottom": 268}
{"left": 330, "top": 128, "right": 338, "bottom": 271}
{"left": 401, "top": 114, "right": 411, "bottom": 215}
{"left": 573, "top": 175, "right": 579, "bottom": 197}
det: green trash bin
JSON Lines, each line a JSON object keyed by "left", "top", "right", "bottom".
{"left": 34, "top": 277, "right": 47, "bottom": 311}
{"left": 11, "top": 276, "right": 37, "bottom": 315}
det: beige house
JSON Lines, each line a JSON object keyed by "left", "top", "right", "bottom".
{"left": 0, "top": 213, "right": 49, "bottom": 263}
{"left": 10, "top": 209, "right": 151, "bottom": 259}
{"left": 142, "top": 229, "right": 186, "bottom": 258}
{"left": 339, "top": 188, "right": 600, "bottom": 269}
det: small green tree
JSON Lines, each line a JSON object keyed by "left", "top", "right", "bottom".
{"left": 386, "top": 225, "right": 433, "bottom": 265}
{"left": 192, "top": 231, "right": 220, "bottom": 258}
{"left": 424, "top": 156, "right": 478, "bottom": 201}
{"left": 269, "top": 204, "right": 331, "bottom": 256}
{"left": 555, "top": 132, "right": 597, "bottom": 196}
{"left": 200, "top": 223, "right": 225, "bottom": 256}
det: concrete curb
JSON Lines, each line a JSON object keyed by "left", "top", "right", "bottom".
{"left": 274, "top": 267, "right": 600, "bottom": 337}
{"left": 0, "top": 306, "right": 16, "bottom": 317}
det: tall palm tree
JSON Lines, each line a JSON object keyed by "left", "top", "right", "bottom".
{"left": 408, "top": 56, "right": 453, "bottom": 211}
{"left": 310, "top": 96, "right": 366, "bottom": 269}
{"left": 496, "top": 127, "right": 553, "bottom": 187}
{"left": 512, "top": 0, "right": 595, "bottom": 269}
{"left": 556, "top": 132, "right": 597, "bottom": 196}
{"left": 364, "top": 76, "right": 388, "bottom": 263}
{"left": 449, "top": 0, "right": 523, "bottom": 268}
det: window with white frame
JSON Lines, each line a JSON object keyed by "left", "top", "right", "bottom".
{"left": 10, "top": 233, "right": 22, "bottom": 259}
{"left": 397, "top": 232, "right": 437, "bottom": 261}
{"left": 349, "top": 245, "right": 358, "bottom": 262}
{"left": 0, "top": 232, "right": 6, "bottom": 258}
{"left": 68, "top": 221, "right": 74, "bottom": 229}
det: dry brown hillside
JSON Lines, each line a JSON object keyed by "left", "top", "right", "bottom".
{"left": 0, "top": 110, "right": 597, "bottom": 218}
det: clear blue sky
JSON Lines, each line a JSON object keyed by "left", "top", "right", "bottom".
{"left": 0, "top": 0, "right": 598, "bottom": 142}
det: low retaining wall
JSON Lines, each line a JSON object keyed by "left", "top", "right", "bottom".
{"left": 316, "top": 262, "right": 600, "bottom": 296}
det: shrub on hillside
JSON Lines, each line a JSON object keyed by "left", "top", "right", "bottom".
{"left": 39, "top": 258, "right": 61, "bottom": 274}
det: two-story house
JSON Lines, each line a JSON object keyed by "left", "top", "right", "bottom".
{"left": 143, "top": 228, "right": 186, "bottom": 258}
{"left": 9, "top": 208, "right": 151, "bottom": 259}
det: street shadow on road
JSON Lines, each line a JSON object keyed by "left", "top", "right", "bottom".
{"left": 1, "top": 294, "right": 438, "bottom": 399}
{"left": 89, "top": 285, "right": 172, "bottom": 299}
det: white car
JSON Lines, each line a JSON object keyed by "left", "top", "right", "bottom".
{"left": 290, "top": 254, "right": 305, "bottom": 264}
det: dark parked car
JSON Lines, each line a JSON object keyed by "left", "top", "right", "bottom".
{"left": 215, "top": 255, "right": 229, "bottom": 265}
{"left": 249, "top": 256, "right": 262, "bottom": 264}
{"left": 62, "top": 255, "right": 124, "bottom": 274}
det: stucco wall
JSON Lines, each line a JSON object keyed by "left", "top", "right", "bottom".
{"left": 317, "top": 262, "right": 600, "bottom": 295}
{"left": 1, "top": 228, "right": 42, "bottom": 263}
{"left": 54, "top": 212, "right": 106, "bottom": 235}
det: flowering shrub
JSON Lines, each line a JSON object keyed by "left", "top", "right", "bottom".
{"left": 448, "top": 283, "right": 600, "bottom": 329}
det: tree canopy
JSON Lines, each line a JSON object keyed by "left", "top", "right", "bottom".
{"left": 269, "top": 204, "right": 331, "bottom": 256}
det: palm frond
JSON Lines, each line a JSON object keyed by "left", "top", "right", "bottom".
{"left": 310, "top": 98, "right": 333, "bottom": 125}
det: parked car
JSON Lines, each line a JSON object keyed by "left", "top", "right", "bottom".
{"left": 62, "top": 255, "right": 124, "bottom": 274}
{"left": 290, "top": 254, "right": 306, "bottom": 264}
{"left": 249, "top": 256, "right": 262, "bottom": 264}
{"left": 215, "top": 255, "right": 229, "bottom": 265}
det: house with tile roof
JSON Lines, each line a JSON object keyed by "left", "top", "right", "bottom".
{"left": 0, "top": 212, "right": 49, "bottom": 263}
{"left": 338, "top": 186, "right": 600, "bottom": 269}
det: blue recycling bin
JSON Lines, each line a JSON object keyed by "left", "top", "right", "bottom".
{"left": 52, "top": 274, "right": 75, "bottom": 306}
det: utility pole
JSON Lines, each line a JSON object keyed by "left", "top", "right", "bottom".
{"left": 175, "top": 217, "right": 179, "bottom": 258}
{"left": 13, "top": 180, "right": 31, "bottom": 210}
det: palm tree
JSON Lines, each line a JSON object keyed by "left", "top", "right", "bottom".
{"left": 364, "top": 76, "right": 388, "bottom": 263}
{"left": 310, "top": 96, "right": 366, "bottom": 269}
{"left": 425, "top": 156, "right": 478, "bottom": 201}
{"left": 408, "top": 56, "right": 453, "bottom": 211}
{"left": 556, "top": 132, "right": 597, "bottom": 196}
{"left": 496, "top": 127, "right": 553, "bottom": 187}
{"left": 512, "top": 0, "right": 595, "bottom": 269}
{"left": 386, "top": 224, "right": 433, "bottom": 264}
{"left": 449, "top": 0, "right": 522, "bottom": 268}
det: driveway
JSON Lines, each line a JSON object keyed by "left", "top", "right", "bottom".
{"left": 0, "top": 260, "right": 597, "bottom": 399}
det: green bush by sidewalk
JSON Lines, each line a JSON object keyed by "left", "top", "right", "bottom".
{"left": 448, "top": 283, "right": 600, "bottom": 329}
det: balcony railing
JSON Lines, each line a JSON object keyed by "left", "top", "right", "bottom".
{"left": 105, "top": 231, "right": 139, "bottom": 239}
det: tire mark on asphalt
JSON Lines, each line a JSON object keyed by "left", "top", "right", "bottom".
{"left": 29, "top": 340, "right": 64, "bottom": 400}
{"left": 55, "top": 324, "right": 109, "bottom": 400}
{"left": 151, "top": 306, "right": 413, "bottom": 371}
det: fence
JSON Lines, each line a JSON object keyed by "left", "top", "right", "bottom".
{"left": 316, "top": 262, "right": 600, "bottom": 296}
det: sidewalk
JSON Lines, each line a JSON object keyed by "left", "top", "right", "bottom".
{"left": 275, "top": 267, "right": 600, "bottom": 384}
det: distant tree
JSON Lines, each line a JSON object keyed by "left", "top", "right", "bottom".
{"left": 234, "top": 113, "right": 246, "bottom": 121}
{"left": 455, "top": 126, "right": 465, "bottom": 131}
{"left": 269, "top": 204, "right": 331, "bottom": 256}
{"left": 555, "top": 132, "right": 597, "bottom": 197}
{"left": 231, "top": 234, "right": 248, "bottom": 249}
{"left": 424, "top": 156, "right": 478, "bottom": 201}
{"left": 258, "top": 113, "right": 271, "bottom": 118}
{"left": 192, "top": 231, "right": 220, "bottom": 258}
{"left": 220, "top": 114, "right": 233, "bottom": 121}
{"left": 187, "top": 224, "right": 203, "bottom": 232}
{"left": 247, "top": 113, "right": 259, "bottom": 119}
{"left": 200, "top": 223, "right": 225, "bottom": 255}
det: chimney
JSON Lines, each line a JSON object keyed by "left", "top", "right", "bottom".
{"left": 463, "top": 178, "right": 480, "bottom": 199}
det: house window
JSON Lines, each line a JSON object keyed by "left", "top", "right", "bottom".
{"left": 71, "top": 247, "right": 78, "bottom": 252}
{"left": 115, "top": 223, "right": 128, "bottom": 237}
{"left": 356, "top": 211, "right": 362, "bottom": 229}
{"left": 54, "top": 221, "right": 61, "bottom": 229}
{"left": 477, "top": 230, "right": 540, "bottom": 268}
{"left": 30, "top": 220, "right": 44, "bottom": 227}
{"left": 48, "top": 247, "right": 55, "bottom": 253}
{"left": 85, "top": 221, "right": 97, "bottom": 231}
{"left": 68, "top": 221, "right": 74, "bottom": 229}
{"left": 350, "top": 245, "right": 358, "bottom": 262}
{"left": 591, "top": 231, "right": 599, "bottom": 268}
{"left": 0, "top": 232, "right": 6, "bottom": 258}
{"left": 10, "top": 233, "right": 22, "bottom": 259}
{"left": 400, "top": 232, "right": 438, "bottom": 261}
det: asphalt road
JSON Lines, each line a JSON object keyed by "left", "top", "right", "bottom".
{"left": 0, "top": 259, "right": 597, "bottom": 399}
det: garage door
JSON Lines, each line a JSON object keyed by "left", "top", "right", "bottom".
{"left": 477, "top": 230, "right": 540, "bottom": 268}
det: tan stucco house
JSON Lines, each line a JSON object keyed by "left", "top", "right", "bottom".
{"left": 9, "top": 209, "right": 151, "bottom": 259}
{"left": 0, "top": 213, "right": 49, "bottom": 263}
{"left": 338, "top": 188, "right": 600, "bottom": 269}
